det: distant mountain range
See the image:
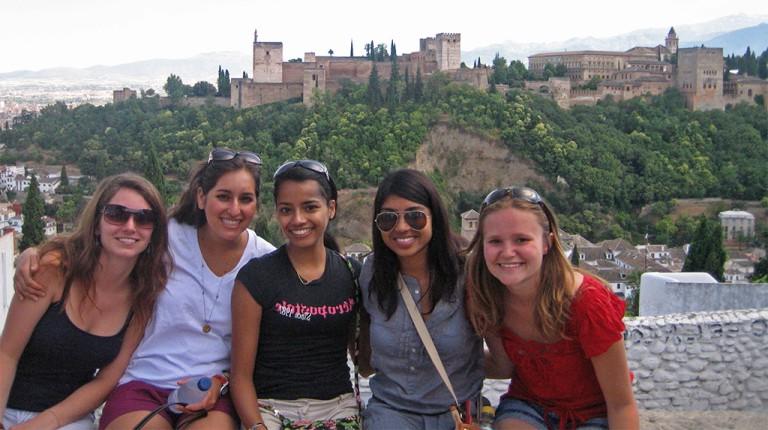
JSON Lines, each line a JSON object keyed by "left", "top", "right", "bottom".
{"left": 463, "top": 14, "right": 768, "bottom": 64}
{"left": 0, "top": 52, "right": 252, "bottom": 95}
{"left": 0, "top": 14, "right": 766, "bottom": 103}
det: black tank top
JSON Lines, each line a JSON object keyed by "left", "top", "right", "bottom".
{"left": 7, "top": 300, "right": 131, "bottom": 411}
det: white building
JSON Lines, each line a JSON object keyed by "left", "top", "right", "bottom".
{"left": 0, "top": 229, "right": 16, "bottom": 331}
{"left": 718, "top": 210, "right": 755, "bottom": 240}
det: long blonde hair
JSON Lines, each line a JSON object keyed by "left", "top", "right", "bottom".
{"left": 465, "top": 196, "right": 574, "bottom": 340}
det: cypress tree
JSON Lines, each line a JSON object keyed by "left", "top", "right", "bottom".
{"left": 404, "top": 66, "right": 412, "bottom": 101}
{"left": 682, "top": 217, "right": 726, "bottom": 281}
{"left": 571, "top": 244, "right": 580, "bottom": 267}
{"left": 366, "top": 62, "right": 382, "bottom": 108}
{"left": 414, "top": 67, "right": 424, "bottom": 102}
{"left": 350, "top": 40, "right": 354, "bottom": 57}
{"left": 20, "top": 175, "right": 46, "bottom": 250}
{"left": 144, "top": 144, "right": 167, "bottom": 202}
{"left": 387, "top": 42, "right": 400, "bottom": 108}
{"left": 60, "top": 165, "right": 69, "bottom": 187}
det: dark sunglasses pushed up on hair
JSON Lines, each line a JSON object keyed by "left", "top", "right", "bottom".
{"left": 102, "top": 204, "right": 157, "bottom": 228}
{"left": 375, "top": 210, "right": 429, "bottom": 232}
{"left": 481, "top": 186, "right": 543, "bottom": 210}
{"left": 207, "top": 148, "right": 262, "bottom": 165}
{"left": 274, "top": 159, "right": 337, "bottom": 198}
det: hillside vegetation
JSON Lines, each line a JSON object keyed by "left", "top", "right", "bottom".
{"left": 2, "top": 76, "right": 767, "bottom": 245}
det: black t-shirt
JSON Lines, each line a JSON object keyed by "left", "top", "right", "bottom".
{"left": 236, "top": 246, "right": 357, "bottom": 400}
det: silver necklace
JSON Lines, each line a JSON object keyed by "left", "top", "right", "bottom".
{"left": 200, "top": 262, "right": 225, "bottom": 333}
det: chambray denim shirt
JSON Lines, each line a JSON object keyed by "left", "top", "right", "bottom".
{"left": 360, "top": 255, "right": 484, "bottom": 414}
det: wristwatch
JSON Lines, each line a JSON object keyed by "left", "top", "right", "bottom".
{"left": 247, "top": 423, "right": 267, "bottom": 430}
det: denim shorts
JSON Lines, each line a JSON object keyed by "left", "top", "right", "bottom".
{"left": 494, "top": 397, "right": 608, "bottom": 430}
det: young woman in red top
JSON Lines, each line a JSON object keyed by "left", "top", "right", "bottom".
{"left": 465, "top": 187, "right": 638, "bottom": 430}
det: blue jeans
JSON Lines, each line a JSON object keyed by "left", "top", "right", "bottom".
{"left": 494, "top": 398, "right": 608, "bottom": 430}
{"left": 363, "top": 397, "right": 456, "bottom": 430}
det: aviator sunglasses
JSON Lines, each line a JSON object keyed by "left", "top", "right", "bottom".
{"left": 274, "top": 159, "right": 338, "bottom": 200}
{"left": 481, "top": 186, "right": 555, "bottom": 228}
{"left": 207, "top": 148, "right": 262, "bottom": 166}
{"left": 375, "top": 210, "right": 430, "bottom": 232}
{"left": 102, "top": 204, "right": 157, "bottom": 229}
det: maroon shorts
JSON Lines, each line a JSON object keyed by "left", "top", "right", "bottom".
{"left": 98, "top": 380, "right": 237, "bottom": 430}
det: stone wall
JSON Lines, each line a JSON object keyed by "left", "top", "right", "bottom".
{"left": 479, "top": 309, "right": 768, "bottom": 410}
{"left": 230, "top": 79, "right": 302, "bottom": 108}
{"left": 625, "top": 309, "right": 768, "bottom": 410}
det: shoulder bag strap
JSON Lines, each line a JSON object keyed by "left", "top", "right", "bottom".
{"left": 397, "top": 273, "right": 460, "bottom": 406}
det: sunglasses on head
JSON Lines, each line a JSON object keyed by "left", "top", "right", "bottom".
{"left": 102, "top": 204, "right": 157, "bottom": 229}
{"left": 481, "top": 186, "right": 543, "bottom": 209}
{"left": 274, "top": 159, "right": 338, "bottom": 198}
{"left": 374, "top": 210, "right": 429, "bottom": 232}
{"left": 207, "top": 148, "right": 262, "bottom": 166}
{"left": 481, "top": 186, "right": 555, "bottom": 229}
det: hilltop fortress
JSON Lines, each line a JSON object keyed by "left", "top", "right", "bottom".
{"left": 526, "top": 27, "right": 768, "bottom": 110}
{"left": 230, "top": 30, "right": 488, "bottom": 108}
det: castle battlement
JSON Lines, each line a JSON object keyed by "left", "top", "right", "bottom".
{"left": 436, "top": 33, "right": 461, "bottom": 40}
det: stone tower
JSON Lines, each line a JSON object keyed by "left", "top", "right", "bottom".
{"left": 252, "top": 29, "right": 283, "bottom": 83}
{"left": 435, "top": 33, "right": 461, "bottom": 70}
{"left": 665, "top": 27, "right": 679, "bottom": 55}
{"left": 676, "top": 47, "right": 724, "bottom": 110}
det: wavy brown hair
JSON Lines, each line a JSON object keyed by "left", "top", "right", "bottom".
{"left": 170, "top": 155, "right": 261, "bottom": 227}
{"left": 465, "top": 196, "right": 573, "bottom": 340}
{"left": 39, "top": 173, "right": 170, "bottom": 328}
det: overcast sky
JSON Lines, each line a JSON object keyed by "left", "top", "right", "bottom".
{"left": 1, "top": 0, "right": 766, "bottom": 72}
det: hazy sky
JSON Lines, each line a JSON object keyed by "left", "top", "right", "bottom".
{"left": 1, "top": 0, "right": 766, "bottom": 72}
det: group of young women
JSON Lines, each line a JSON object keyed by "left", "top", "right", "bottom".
{"left": 1, "top": 147, "right": 638, "bottom": 430}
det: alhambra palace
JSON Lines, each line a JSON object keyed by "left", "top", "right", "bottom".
{"left": 114, "top": 28, "right": 768, "bottom": 111}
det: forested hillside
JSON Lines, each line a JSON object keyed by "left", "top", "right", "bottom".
{"left": 2, "top": 75, "right": 767, "bottom": 244}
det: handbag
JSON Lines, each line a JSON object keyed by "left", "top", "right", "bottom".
{"left": 398, "top": 274, "right": 482, "bottom": 430}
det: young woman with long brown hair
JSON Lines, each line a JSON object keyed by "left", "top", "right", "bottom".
{"left": 1, "top": 173, "right": 169, "bottom": 430}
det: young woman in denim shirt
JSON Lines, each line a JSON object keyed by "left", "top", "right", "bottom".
{"left": 359, "top": 169, "right": 484, "bottom": 430}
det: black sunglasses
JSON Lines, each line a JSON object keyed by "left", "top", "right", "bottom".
{"left": 375, "top": 210, "right": 430, "bottom": 232}
{"left": 274, "top": 159, "right": 338, "bottom": 199}
{"left": 481, "top": 186, "right": 555, "bottom": 229}
{"left": 102, "top": 204, "right": 157, "bottom": 229}
{"left": 207, "top": 148, "right": 262, "bottom": 166}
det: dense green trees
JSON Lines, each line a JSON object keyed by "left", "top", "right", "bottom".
{"left": 163, "top": 74, "right": 189, "bottom": 100}
{"left": 2, "top": 73, "right": 767, "bottom": 244}
{"left": 20, "top": 175, "right": 46, "bottom": 250}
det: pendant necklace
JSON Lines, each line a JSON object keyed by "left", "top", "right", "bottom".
{"left": 200, "top": 262, "right": 225, "bottom": 333}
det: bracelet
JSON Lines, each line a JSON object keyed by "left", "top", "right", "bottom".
{"left": 247, "top": 423, "right": 266, "bottom": 430}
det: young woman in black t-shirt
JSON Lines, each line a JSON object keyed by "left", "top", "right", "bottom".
{"left": 231, "top": 160, "right": 359, "bottom": 430}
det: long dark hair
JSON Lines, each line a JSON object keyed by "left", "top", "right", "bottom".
{"left": 273, "top": 161, "right": 340, "bottom": 252}
{"left": 371, "top": 169, "right": 460, "bottom": 318}
{"left": 39, "top": 173, "right": 170, "bottom": 328}
{"left": 170, "top": 156, "right": 262, "bottom": 226}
